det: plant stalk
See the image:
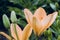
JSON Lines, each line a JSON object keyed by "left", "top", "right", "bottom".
{"left": 36, "top": 35, "right": 39, "bottom": 40}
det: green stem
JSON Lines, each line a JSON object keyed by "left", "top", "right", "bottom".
{"left": 36, "top": 36, "right": 39, "bottom": 40}
{"left": 14, "top": 24, "right": 19, "bottom": 40}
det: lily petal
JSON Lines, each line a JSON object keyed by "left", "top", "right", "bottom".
{"left": 24, "top": 8, "right": 33, "bottom": 25}
{"left": 10, "top": 24, "right": 17, "bottom": 40}
{"left": 22, "top": 24, "right": 32, "bottom": 40}
{"left": 39, "top": 12, "right": 58, "bottom": 35}
{"left": 46, "top": 12, "right": 58, "bottom": 28}
{"left": 41, "top": 14, "right": 53, "bottom": 27}
{"left": 10, "top": 23, "right": 22, "bottom": 40}
{"left": 0, "top": 32, "right": 12, "bottom": 40}
{"left": 41, "top": 12, "right": 58, "bottom": 28}
{"left": 34, "top": 7, "right": 46, "bottom": 20}
{"left": 32, "top": 16, "right": 42, "bottom": 36}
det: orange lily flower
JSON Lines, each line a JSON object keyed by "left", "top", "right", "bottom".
{"left": 10, "top": 23, "right": 32, "bottom": 40}
{"left": 24, "top": 7, "right": 58, "bottom": 36}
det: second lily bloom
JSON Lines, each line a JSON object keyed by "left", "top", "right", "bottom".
{"left": 24, "top": 7, "right": 58, "bottom": 36}
{"left": 10, "top": 24, "right": 32, "bottom": 40}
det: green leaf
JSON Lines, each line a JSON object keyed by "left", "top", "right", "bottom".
{"left": 29, "top": 32, "right": 36, "bottom": 40}
{"left": 2, "top": 14, "right": 10, "bottom": 29}
{"left": 50, "top": 3, "right": 56, "bottom": 10}
{"left": 9, "top": 0, "right": 20, "bottom": 4}
{"left": 44, "top": 30, "right": 48, "bottom": 36}
{"left": 10, "top": 11, "right": 17, "bottom": 23}
{"left": 8, "top": 7, "right": 25, "bottom": 18}
{"left": 32, "top": 0, "right": 39, "bottom": 5}
{"left": 57, "top": 35, "right": 60, "bottom": 40}
{"left": 58, "top": 10, "right": 60, "bottom": 16}
{"left": 17, "top": 18, "right": 27, "bottom": 28}
{"left": 55, "top": 2, "right": 59, "bottom": 9}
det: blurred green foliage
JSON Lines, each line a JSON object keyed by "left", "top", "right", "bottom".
{"left": 1, "top": 0, "right": 60, "bottom": 40}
